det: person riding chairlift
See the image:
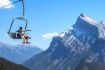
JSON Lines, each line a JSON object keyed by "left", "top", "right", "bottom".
{"left": 17, "top": 27, "right": 30, "bottom": 44}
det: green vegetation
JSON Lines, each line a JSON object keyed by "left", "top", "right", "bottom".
{"left": 0, "top": 57, "right": 29, "bottom": 70}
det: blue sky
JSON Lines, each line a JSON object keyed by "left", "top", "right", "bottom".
{"left": 0, "top": 0, "right": 105, "bottom": 50}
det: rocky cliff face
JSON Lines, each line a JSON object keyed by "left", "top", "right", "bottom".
{"left": 24, "top": 14, "right": 105, "bottom": 70}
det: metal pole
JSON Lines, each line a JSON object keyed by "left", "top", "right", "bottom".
{"left": 22, "top": 0, "right": 25, "bottom": 17}
{"left": 8, "top": 19, "right": 15, "bottom": 34}
{"left": 25, "top": 20, "right": 28, "bottom": 31}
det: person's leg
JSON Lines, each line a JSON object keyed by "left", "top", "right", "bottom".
{"left": 26, "top": 39, "right": 28, "bottom": 43}
{"left": 23, "top": 38, "right": 26, "bottom": 44}
{"left": 21, "top": 35, "right": 26, "bottom": 44}
{"left": 24, "top": 35, "right": 29, "bottom": 44}
{"left": 24, "top": 35, "right": 29, "bottom": 43}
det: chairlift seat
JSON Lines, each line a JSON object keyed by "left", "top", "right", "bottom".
{"left": 9, "top": 32, "right": 22, "bottom": 39}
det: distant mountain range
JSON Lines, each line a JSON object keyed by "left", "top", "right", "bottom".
{"left": 0, "top": 42, "right": 43, "bottom": 64}
{"left": 0, "top": 57, "right": 29, "bottom": 70}
{"left": 24, "top": 14, "right": 105, "bottom": 70}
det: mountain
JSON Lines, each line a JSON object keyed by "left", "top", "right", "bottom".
{"left": 76, "top": 58, "right": 105, "bottom": 70}
{"left": 0, "top": 42, "right": 43, "bottom": 64}
{"left": 0, "top": 57, "right": 29, "bottom": 70}
{"left": 24, "top": 14, "right": 105, "bottom": 70}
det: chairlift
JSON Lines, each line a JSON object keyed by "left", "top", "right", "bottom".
{"left": 2, "top": 0, "right": 31, "bottom": 43}
{"left": 8, "top": 17, "right": 28, "bottom": 39}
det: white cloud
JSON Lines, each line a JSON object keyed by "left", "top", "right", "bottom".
{"left": 0, "top": 0, "right": 14, "bottom": 8}
{"left": 42, "top": 32, "right": 59, "bottom": 39}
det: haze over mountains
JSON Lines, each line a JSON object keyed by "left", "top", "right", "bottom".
{"left": 24, "top": 14, "right": 105, "bottom": 70}
{"left": 0, "top": 42, "right": 43, "bottom": 64}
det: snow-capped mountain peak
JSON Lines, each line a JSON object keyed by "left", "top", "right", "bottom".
{"left": 24, "top": 14, "right": 105, "bottom": 70}
{"left": 80, "top": 13, "right": 97, "bottom": 24}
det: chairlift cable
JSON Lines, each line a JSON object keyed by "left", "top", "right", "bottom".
{"left": 1, "top": 0, "right": 25, "bottom": 17}
{"left": 1, "top": 0, "right": 22, "bottom": 8}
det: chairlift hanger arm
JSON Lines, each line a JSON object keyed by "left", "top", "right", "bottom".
{"left": 22, "top": 0, "right": 25, "bottom": 17}
{"left": 8, "top": 19, "right": 15, "bottom": 34}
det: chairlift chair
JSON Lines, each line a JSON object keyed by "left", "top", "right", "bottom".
{"left": 8, "top": 17, "right": 28, "bottom": 39}
{"left": 2, "top": 0, "right": 31, "bottom": 43}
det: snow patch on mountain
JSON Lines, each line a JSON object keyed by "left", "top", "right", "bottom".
{"left": 80, "top": 14, "right": 97, "bottom": 24}
{"left": 0, "top": 42, "right": 43, "bottom": 64}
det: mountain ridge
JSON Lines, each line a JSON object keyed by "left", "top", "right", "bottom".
{"left": 24, "top": 14, "right": 105, "bottom": 70}
{"left": 0, "top": 42, "right": 43, "bottom": 64}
